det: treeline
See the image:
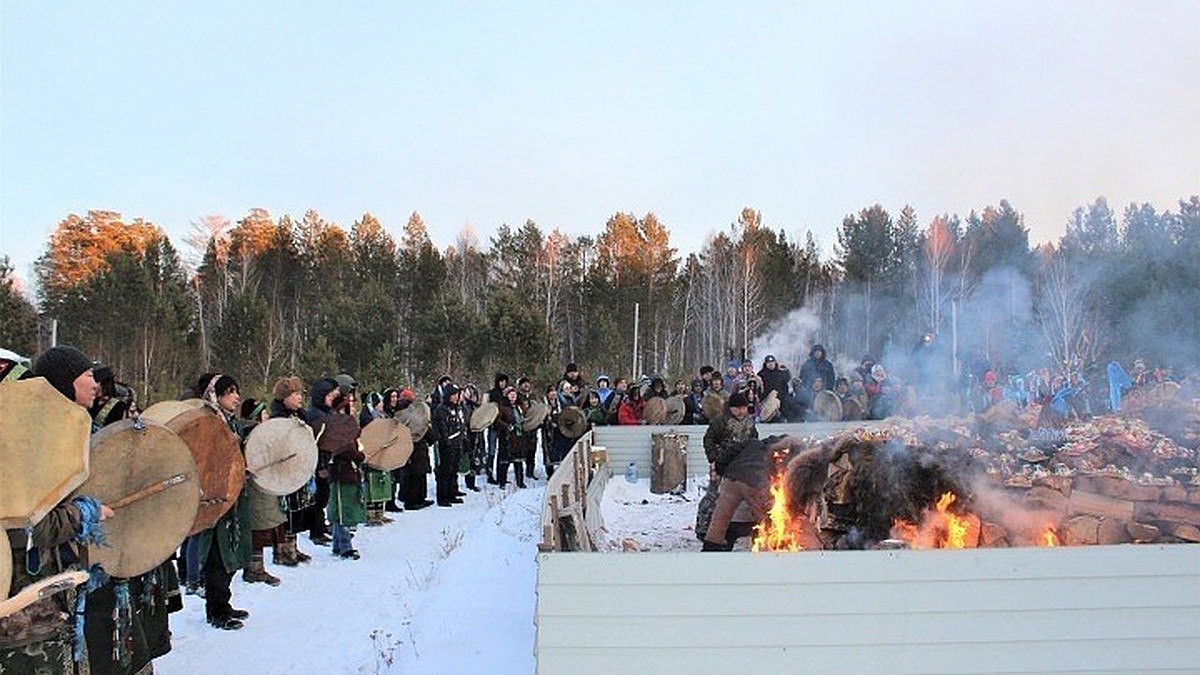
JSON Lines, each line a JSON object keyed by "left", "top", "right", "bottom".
{"left": 3, "top": 195, "right": 1197, "bottom": 403}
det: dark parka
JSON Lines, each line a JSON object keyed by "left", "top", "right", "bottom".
{"left": 799, "top": 344, "right": 836, "bottom": 393}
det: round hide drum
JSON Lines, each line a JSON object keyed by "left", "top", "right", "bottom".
{"left": 842, "top": 397, "right": 864, "bottom": 421}
{"left": 164, "top": 407, "right": 245, "bottom": 535}
{"left": 316, "top": 414, "right": 361, "bottom": 455}
{"left": 664, "top": 395, "right": 686, "bottom": 425}
{"left": 760, "top": 391, "right": 781, "bottom": 422}
{"left": 813, "top": 390, "right": 844, "bottom": 422}
{"left": 701, "top": 391, "right": 725, "bottom": 422}
{"left": 0, "top": 529, "right": 10, "bottom": 600}
{"left": 360, "top": 418, "right": 414, "bottom": 471}
{"left": 557, "top": 406, "right": 587, "bottom": 439}
{"left": 139, "top": 399, "right": 204, "bottom": 425}
{"left": 523, "top": 399, "right": 549, "bottom": 432}
{"left": 73, "top": 418, "right": 200, "bottom": 578}
{"left": 470, "top": 401, "right": 499, "bottom": 432}
{"left": 0, "top": 378, "right": 92, "bottom": 529}
{"left": 395, "top": 403, "right": 430, "bottom": 442}
{"left": 642, "top": 397, "right": 667, "bottom": 425}
{"left": 244, "top": 417, "right": 320, "bottom": 496}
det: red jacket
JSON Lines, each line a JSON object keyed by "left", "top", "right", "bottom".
{"left": 617, "top": 398, "right": 644, "bottom": 425}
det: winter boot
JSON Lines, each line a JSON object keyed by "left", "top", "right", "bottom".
{"left": 515, "top": 463, "right": 526, "bottom": 489}
{"left": 243, "top": 553, "right": 282, "bottom": 585}
{"left": 273, "top": 538, "right": 299, "bottom": 567}
{"left": 366, "top": 506, "right": 384, "bottom": 527}
{"left": 465, "top": 473, "right": 481, "bottom": 492}
{"left": 701, "top": 540, "right": 734, "bottom": 552}
{"left": 291, "top": 534, "right": 312, "bottom": 564}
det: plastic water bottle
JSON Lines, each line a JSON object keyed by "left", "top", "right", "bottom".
{"left": 625, "top": 461, "right": 638, "bottom": 484}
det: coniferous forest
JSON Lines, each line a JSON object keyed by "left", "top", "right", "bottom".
{"left": 2, "top": 195, "right": 1197, "bottom": 403}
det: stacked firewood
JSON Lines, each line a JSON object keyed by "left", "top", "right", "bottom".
{"left": 802, "top": 408, "right": 1199, "bottom": 548}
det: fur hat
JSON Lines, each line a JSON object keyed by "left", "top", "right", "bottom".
{"left": 272, "top": 375, "right": 305, "bottom": 401}
{"left": 33, "top": 345, "right": 93, "bottom": 400}
{"left": 728, "top": 391, "right": 750, "bottom": 409}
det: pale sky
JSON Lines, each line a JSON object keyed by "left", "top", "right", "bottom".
{"left": 2, "top": 2, "right": 1198, "bottom": 290}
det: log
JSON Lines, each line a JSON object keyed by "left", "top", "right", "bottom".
{"left": 1097, "top": 517, "right": 1132, "bottom": 545}
{"left": 1125, "top": 521, "right": 1160, "bottom": 543}
{"left": 1063, "top": 515, "right": 1101, "bottom": 545}
{"left": 1072, "top": 475, "right": 1162, "bottom": 502}
{"left": 1161, "top": 486, "right": 1188, "bottom": 503}
{"left": 1023, "top": 486, "right": 1069, "bottom": 515}
{"left": 650, "top": 433, "right": 688, "bottom": 495}
{"left": 1159, "top": 522, "right": 1200, "bottom": 542}
{"left": 1031, "top": 475, "right": 1073, "bottom": 495}
{"left": 1068, "top": 490, "right": 1135, "bottom": 521}
{"left": 979, "top": 521, "right": 1010, "bottom": 547}
{"left": 1133, "top": 501, "right": 1200, "bottom": 527}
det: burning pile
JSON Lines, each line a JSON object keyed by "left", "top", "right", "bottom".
{"left": 750, "top": 410, "right": 1199, "bottom": 552}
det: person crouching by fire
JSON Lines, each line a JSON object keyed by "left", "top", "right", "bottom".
{"left": 696, "top": 391, "right": 758, "bottom": 550}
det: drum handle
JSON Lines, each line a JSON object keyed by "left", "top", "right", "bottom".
{"left": 250, "top": 452, "right": 298, "bottom": 474}
{"left": 0, "top": 570, "right": 90, "bottom": 619}
{"left": 107, "top": 473, "right": 188, "bottom": 510}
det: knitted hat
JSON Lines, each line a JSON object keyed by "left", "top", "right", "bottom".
{"left": 33, "top": 345, "right": 93, "bottom": 400}
{"left": 728, "top": 391, "right": 750, "bottom": 408}
{"left": 399, "top": 388, "right": 415, "bottom": 402}
{"left": 272, "top": 376, "right": 305, "bottom": 401}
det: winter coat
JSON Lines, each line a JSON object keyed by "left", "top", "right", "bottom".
{"left": 1, "top": 503, "right": 84, "bottom": 649}
{"left": 195, "top": 412, "right": 249, "bottom": 574}
{"left": 703, "top": 412, "right": 758, "bottom": 475}
{"left": 684, "top": 391, "right": 707, "bottom": 425}
{"left": 495, "top": 400, "right": 529, "bottom": 462}
{"left": 306, "top": 378, "right": 339, "bottom": 476}
{"left": 432, "top": 402, "right": 468, "bottom": 451}
{"left": 722, "top": 437, "right": 774, "bottom": 489}
{"left": 329, "top": 438, "right": 365, "bottom": 485}
{"left": 799, "top": 345, "right": 836, "bottom": 392}
{"left": 617, "top": 398, "right": 644, "bottom": 425}
{"left": 758, "top": 365, "right": 791, "bottom": 400}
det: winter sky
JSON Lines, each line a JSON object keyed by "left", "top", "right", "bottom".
{"left": 2, "top": 2, "right": 1198, "bottom": 286}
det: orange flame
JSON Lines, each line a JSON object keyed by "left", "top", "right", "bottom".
{"left": 891, "top": 492, "right": 975, "bottom": 549}
{"left": 891, "top": 518, "right": 919, "bottom": 544}
{"left": 935, "top": 492, "right": 969, "bottom": 549}
{"left": 751, "top": 463, "right": 803, "bottom": 552}
{"left": 1040, "top": 524, "right": 1060, "bottom": 547}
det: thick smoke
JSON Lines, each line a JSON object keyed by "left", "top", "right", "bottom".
{"left": 747, "top": 306, "right": 823, "bottom": 374}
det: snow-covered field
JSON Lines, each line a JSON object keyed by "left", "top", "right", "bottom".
{"left": 158, "top": 478, "right": 543, "bottom": 675}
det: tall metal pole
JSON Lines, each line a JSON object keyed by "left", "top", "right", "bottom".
{"left": 632, "top": 302, "right": 640, "bottom": 378}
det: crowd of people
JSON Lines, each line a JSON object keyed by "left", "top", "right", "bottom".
{"left": 5, "top": 339, "right": 1199, "bottom": 674}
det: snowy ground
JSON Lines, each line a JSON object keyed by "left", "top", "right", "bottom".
{"left": 595, "top": 474, "right": 707, "bottom": 552}
{"left": 158, "top": 477, "right": 543, "bottom": 675}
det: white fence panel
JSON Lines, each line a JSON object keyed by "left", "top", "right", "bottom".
{"left": 536, "top": 544, "right": 1200, "bottom": 675}
{"left": 593, "top": 421, "right": 882, "bottom": 478}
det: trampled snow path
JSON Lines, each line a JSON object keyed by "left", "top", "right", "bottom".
{"left": 157, "top": 480, "right": 542, "bottom": 675}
